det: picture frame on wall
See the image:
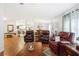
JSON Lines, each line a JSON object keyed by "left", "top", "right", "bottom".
{"left": 7, "top": 25, "right": 14, "bottom": 32}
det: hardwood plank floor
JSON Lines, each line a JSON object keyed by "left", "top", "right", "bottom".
{"left": 17, "top": 42, "right": 42, "bottom": 56}
{"left": 4, "top": 35, "right": 56, "bottom": 56}
{"left": 4, "top": 35, "right": 25, "bottom": 56}
{"left": 0, "top": 51, "right": 4, "bottom": 56}
{"left": 17, "top": 43, "right": 56, "bottom": 56}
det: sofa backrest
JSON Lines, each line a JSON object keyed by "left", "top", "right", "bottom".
{"left": 59, "top": 32, "right": 75, "bottom": 43}
{"left": 59, "top": 32, "right": 70, "bottom": 41}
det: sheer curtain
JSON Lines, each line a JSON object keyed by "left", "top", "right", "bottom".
{"left": 63, "top": 13, "right": 71, "bottom": 32}
{"left": 71, "top": 11, "right": 78, "bottom": 37}
{"left": 77, "top": 9, "right": 79, "bottom": 37}
{"left": 76, "top": 9, "right": 79, "bottom": 43}
{"left": 63, "top": 8, "right": 79, "bottom": 43}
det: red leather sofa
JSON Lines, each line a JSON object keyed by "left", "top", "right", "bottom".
{"left": 49, "top": 32, "right": 75, "bottom": 55}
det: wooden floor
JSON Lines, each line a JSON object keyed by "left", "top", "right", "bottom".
{"left": 17, "top": 42, "right": 42, "bottom": 56}
{"left": 4, "top": 35, "right": 24, "bottom": 56}
{"left": 4, "top": 35, "right": 56, "bottom": 56}
{"left": 0, "top": 51, "right": 4, "bottom": 56}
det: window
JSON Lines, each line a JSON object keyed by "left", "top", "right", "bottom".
{"left": 63, "top": 13, "right": 71, "bottom": 32}
{"left": 71, "top": 11, "right": 78, "bottom": 37}
{"left": 63, "top": 9, "right": 79, "bottom": 43}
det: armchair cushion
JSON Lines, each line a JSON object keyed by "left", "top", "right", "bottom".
{"left": 49, "top": 40, "right": 59, "bottom": 55}
{"left": 59, "top": 32, "right": 70, "bottom": 41}
{"left": 60, "top": 41, "right": 70, "bottom": 44}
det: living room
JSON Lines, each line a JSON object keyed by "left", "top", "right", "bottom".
{"left": 0, "top": 3, "right": 79, "bottom": 56}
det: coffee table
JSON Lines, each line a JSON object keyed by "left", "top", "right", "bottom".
{"left": 17, "top": 42, "right": 42, "bottom": 56}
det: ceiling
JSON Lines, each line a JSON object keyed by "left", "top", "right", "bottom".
{"left": 0, "top": 3, "right": 78, "bottom": 21}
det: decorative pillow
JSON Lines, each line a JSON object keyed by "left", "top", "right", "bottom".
{"left": 55, "top": 36, "right": 60, "bottom": 42}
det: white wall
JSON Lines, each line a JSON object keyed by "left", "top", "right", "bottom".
{"left": 4, "top": 19, "right": 51, "bottom": 33}
{"left": 0, "top": 4, "right": 4, "bottom": 52}
{"left": 4, "top": 20, "right": 17, "bottom": 33}
{"left": 0, "top": 17, "right": 4, "bottom": 52}
{"left": 4, "top": 16, "right": 63, "bottom": 35}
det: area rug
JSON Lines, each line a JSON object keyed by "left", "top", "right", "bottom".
{"left": 43, "top": 47, "right": 53, "bottom": 56}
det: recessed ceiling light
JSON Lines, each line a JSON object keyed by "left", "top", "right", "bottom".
{"left": 19, "top": 3, "right": 24, "bottom": 5}
{"left": 3, "top": 17, "right": 7, "bottom": 21}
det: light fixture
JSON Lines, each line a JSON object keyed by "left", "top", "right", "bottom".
{"left": 2, "top": 17, "right": 7, "bottom": 21}
{"left": 19, "top": 3, "right": 24, "bottom": 5}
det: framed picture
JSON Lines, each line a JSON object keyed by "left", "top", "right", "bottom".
{"left": 7, "top": 25, "right": 14, "bottom": 32}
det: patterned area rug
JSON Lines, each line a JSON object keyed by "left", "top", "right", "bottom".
{"left": 43, "top": 47, "right": 54, "bottom": 56}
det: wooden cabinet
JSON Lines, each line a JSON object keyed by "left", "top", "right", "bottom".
{"left": 35, "top": 30, "right": 49, "bottom": 43}
{"left": 40, "top": 30, "right": 49, "bottom": 44}
{"left": 24, "top": 30, "right": 34, "bottom": 43}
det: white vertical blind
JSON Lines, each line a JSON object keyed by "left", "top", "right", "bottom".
{"left": 77, "top": 10, "right": 79, "bottom": 37}
{"left": 71, "top": 11, "right": 78, "bottom": 37}
{"left": 63, "top": 9, "right": 79, "bottom": 41}
{"left": 63, "top": 14, "right": 71, "bottom": 32}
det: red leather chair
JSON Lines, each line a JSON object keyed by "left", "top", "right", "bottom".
{"left": 49, "top": 32, "right": 75, "bottom": 55}
{"left": 59, "top": 32, "right": 75, "bottom": 43}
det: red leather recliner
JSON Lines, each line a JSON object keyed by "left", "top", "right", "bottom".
{"left": 49, "top": 32, "right": 75, "bottom": 55}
